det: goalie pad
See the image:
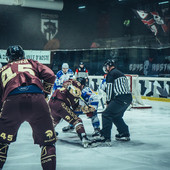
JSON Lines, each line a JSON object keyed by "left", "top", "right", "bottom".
{"left": 81, "top": 105, "right": 96, "bottom": 114}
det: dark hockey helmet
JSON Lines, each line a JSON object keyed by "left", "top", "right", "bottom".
{"left": 6, "top": 45, "right": 25, "bottom": 62}
{"left": 79, "top": 61, "right": 84, "bottom": 65}
{"left": 76, "top": 77, "right": 86, "bottom": 86}
{"left": 103, "top": 59, "right": 115, "bottom": 73}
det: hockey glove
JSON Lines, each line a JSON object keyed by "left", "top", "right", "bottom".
{"left": 43, "top": 81, "right": 54, "bottom": 94}
{"left": 74, "top": 105, "right": 82, "bottom": 112}
{"left": 86, "top": 112, "right": 93, "bottom": 118}
{"left": 81, "top": 105, "right": 96, "bottom": 114}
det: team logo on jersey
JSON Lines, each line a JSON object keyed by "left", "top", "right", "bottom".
{"left": 45, "top": 130, "right": 53, "bottom": 139}
{"left": 65, "top": 115, "right": 71, "bottom": 121}
{"left": 41, "top": 13, "right": 58, "bottom": 40}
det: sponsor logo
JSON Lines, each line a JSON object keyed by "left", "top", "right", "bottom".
{"left": 65, "top": 115, "right": 71, "bottom": 120}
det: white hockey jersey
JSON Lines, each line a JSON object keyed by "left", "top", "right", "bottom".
{"left": 53, "top": 69, "right": 74, "bottom": 91}
{"left": 79, "top": 87, "right": 99, "bottom": 111}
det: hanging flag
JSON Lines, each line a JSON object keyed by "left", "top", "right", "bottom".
{"left": 150, "top": 11, "right": 168, "bottom": 33}
{"left": 133, "top": 9, "right": 168, "bottom": 36}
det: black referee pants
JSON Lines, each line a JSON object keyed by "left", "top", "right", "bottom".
{"left": 101, "top": 94, "right": 132, "bottom": 140}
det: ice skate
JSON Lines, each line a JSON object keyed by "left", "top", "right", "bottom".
{"left": 81, "top": 135, "right": 92, "bottom": 148}
{"left": 92, "top": 128, "right": 101, "bottom": 139}
{"left": 62, "top": 124, "right": 75, "bottom": 132}
{"left": 115, "top": 133, "right": 130, "bottom": 141}
{"left": 91, "top": 136, "right": 112, "bottom": 147}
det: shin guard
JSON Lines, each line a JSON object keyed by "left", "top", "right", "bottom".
{"left": 74, "top": 118, "right": 86, "bottom": 135}
{"left": 41, "top": 145, "right": 56, "bottom": 170}
{"left": 0, "top": 143, "right": 9, "bottom": 169}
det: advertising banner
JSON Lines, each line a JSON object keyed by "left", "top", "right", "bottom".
{"left": 0, "top": 50, "right": 51, "bottom": 64}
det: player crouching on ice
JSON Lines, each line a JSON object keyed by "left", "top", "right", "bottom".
{"left": 62, "top": 77, "right": 101, "bottom": 138}
{"left": 48, "top": 79, "right": 96, "bottom": 148}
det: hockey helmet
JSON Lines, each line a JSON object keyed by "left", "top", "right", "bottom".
{"left": 62, "top": 63, "right": 69, "bottom": 69}
{"left": 76, "top": 77, "right": 86, "bottom": 86}
{"left": 103, "top": 59, "right": 115, "bottom": 73}
{"left": 63, "top": 80, "right": 82, "bottom": 97}
{"left": 6, "top": 45, "right": 25, "bottom": 62}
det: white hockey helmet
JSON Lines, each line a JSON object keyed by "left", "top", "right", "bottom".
{"left": 62, "top": 63, "right": 69, "bottom": 69}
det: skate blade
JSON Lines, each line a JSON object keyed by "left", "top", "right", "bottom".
{"left": 82, "top": 141, "right": 99, "bottom": 148}
{"left": 115, "top": 137, "right": 130, "bottom": 141}
{"left": 88, "top": 140, "right": 112, "bottom": 147}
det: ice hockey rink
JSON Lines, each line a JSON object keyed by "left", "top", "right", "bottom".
{"left": 3, "top": 99, "right": 170, "bottom": 170}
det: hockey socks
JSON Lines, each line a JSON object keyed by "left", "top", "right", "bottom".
{"left": 41, "top": 145, "right": 56, "bottom": 170}
{"left": 0, "top": 143, "right": 9, "bottom": 169}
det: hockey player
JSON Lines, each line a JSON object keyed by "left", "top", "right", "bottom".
{"left": 52, "top": 63, "right": 74, "bottom": 92}
{"left": 62, "top": 77, "right": 101, "bottom": 138}
{"left": 93, "top": 59, "right": 132, "bottom": 146}
{"left": 48, "top": 80, "right": 95, "bottom": 148}
{"left": 0, "top": 45, "right": 57, "bottom": 170}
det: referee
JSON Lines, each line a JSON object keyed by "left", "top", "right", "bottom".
{"left": 98, "top": 59, "right": 132, "bottom": 145}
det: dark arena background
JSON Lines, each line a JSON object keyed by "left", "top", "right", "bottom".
{"left": 0, "top": 0, "right": 170, "bottom": 77}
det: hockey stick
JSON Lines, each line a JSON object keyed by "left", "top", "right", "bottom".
{"left": 79, "top": 95, "right": 90, "bottom": 108}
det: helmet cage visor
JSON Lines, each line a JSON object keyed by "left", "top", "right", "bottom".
{"left": 103, "top": 65, "right": 108, "bottom": 73}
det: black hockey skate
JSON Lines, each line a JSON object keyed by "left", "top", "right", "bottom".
{"left": 92, "top": 128, "right": 101, "bottom": 139}
{"left": 90, "top": 136, "right": 112, "bottom": 147}
{"left": 62, "top": 125, "right": 75, "bottom": 132}
{"left": 81, "top": 135, "right": 92, "bottom": 148}
{"left": 115, "top": 133, "right": 130, "bottom": 141}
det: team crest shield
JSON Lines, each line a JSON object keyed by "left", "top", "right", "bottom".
{"left": 41, "top": 13, "right": 58, "bottom": 40}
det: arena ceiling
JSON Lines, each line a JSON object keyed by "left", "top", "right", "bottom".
{"left": 0, "top": 0, "right": 169, "bottom": 11}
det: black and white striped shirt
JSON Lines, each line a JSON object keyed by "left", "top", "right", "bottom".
{"left": 106, "top": 68, "right": 131, "bottom": 102}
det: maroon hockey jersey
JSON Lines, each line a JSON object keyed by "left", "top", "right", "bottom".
{"left": 51, "top": 80, "right": 82, "bottom": 110}
{"left": 0, "top": 59, "right": 55, "bottom": 105}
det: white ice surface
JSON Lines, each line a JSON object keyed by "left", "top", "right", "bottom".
{"left": 3, "top": 100, "right": 170, "bottom": 170}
